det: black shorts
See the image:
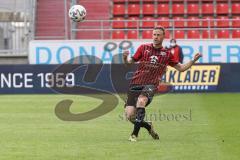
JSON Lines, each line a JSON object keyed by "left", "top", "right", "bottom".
{"left": 125, "top": 84, "right": 156, "bottom": 108}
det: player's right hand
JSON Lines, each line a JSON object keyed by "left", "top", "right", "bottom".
{"left": 193, "top": 53, "right": 202, "bottom": 62}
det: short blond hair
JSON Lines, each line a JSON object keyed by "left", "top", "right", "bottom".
{"left": 154, "top": 26, "right": 165, "bottom": 35}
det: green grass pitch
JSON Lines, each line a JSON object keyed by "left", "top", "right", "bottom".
{"left": 0, "top": 93, "right": 240, "bottom": 160}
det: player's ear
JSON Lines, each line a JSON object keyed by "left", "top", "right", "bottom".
{"left": 161, "top": 32, "right": 165, "bottom": 38}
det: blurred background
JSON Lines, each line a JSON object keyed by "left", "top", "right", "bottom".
{"left": 0, "top": 0, "right": 239, "bottom": 56}
{"left": 0, "top": 1, "right": 240, "bottom": 159}
{"left": 0, "top": 0, "right": 239, "bottom": 93}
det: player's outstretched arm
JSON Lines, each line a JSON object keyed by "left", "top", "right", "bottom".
{"left": 123, "top": 50, "right": 135, "bottom": 64}
{"left": 173, "top": 53, "right": 202, "bottom": 72}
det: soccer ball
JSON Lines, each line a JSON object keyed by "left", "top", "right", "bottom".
{"left": 68, "top": 5, "right": 86, "bottom": 22}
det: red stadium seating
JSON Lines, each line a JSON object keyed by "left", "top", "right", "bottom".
{"left": 172, "top": 4, "right": 185, "bottom": 15}
{"left": 172, "top": 0, "right": 184, "bottom": 2}
{"left": 216, "top": 16, "right": 229, "bottom": 28}
{"left": 217, "top": 30, "right": 230, "bottom": 38}
{"left": 202, "top": 16, "right": 214, "bottom": 27}
{"left": 165, "top": 30, "right": 171, "bottom": 39}
{"left": 232, "top": 3, "right": 240, "bottom": 15}
{"left": 127, "top": 30, "right": 138, "bottom": 39}
{"left": 188, "top": 0, "right": 199, "bottom": 1}
{"left": 216, "top": 3, "right": 229, "bottom": 15}
{"left": 187, "top": 3, "right": 199, "bottom": 15}
{"left": 143, "top": 0, "right": 155, "bottom": 2}
{"left": 112, "top": 30, "right": 125, "bottom": 39}
{"left": 127, "top": 17, "right": 139, "bottom": 28}
{"left": 232, "top": 16, "right": 240, "bottom": 28}
{"left": 129, "top": 0, "right": 142, "bottom": 2}
{"left": 202, "top": 30, "right": 215, "bottom": 39}
{"left": 155, "top": 0, "right": 168, "bottom": 1}
{"left": 113, "top": 0, "right": 125, "bottom": 3}
{"left": 73, "top": 0, "right": 111, "bottom": 39}
{"left": 35, "top": 0, "right": 71, "bottom": 39}
{"left": 173, "top": 17, "right": 185, "bottom": 28}
{"left": 187, "top": 17, "right": 201, "bottom": 28}
{"left": 174, "top": 30, "right": 185, "bottom": 39}
{"left": 187, "top": 30, "right": 201, "bottom": 39}
{"left": 128, "top": 4, "right": 140, "bottom": 15}
{"left": 112, "top": 17, "right": 125, "bottom": 28}
{"left": 232, "top": 30, "right": 240, "bottom": 38}
{"left": 142, "top": 30, "right": 152, "bottom": 39}
{"left": 157, "top": 17, "right": 170, "bottom": 28}
{"left": 143, "top": 4, "right": 155, "bottom": 15}
{"left": 113, "top": 4, "right": 125, "bottom": 15}
{"left": 157, "top": 4, "right": 169, "bottom": 15}
{"left": 202, "top": 3, "right": 214, "bottom": 15}
{"left": 142, "top": 17, "right": 155, "bottom": 28}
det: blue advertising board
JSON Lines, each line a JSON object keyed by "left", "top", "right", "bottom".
{"left": 29, "top": 40, "right": 240, "bottom": 64}
{"left": 0, "top": 64, "right": 240, "bottom": 94}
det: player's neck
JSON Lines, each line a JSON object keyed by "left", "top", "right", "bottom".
{"left": 153, "top": 43, "right": 162, "bottom": 49}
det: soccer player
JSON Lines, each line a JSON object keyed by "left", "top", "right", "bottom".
{"left": 123, "top": 26, "right": 202, "bottom": 142}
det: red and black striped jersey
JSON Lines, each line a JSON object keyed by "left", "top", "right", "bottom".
{"left": 131, "top": 43, "right": 178, "bottom": 87}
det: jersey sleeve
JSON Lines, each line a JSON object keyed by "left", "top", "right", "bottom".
{"left": 179, "top": 47, "right": 184, "bottom": 63}
{"left": 168, "top": 51, "right": 179, "bottom": 67}
{"left": 132, "top": 45, "right": 144, "bottom": 62}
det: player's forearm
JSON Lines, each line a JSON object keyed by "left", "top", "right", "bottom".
{"left": 174, "top": 53, "right": 202, "bottom": 72}
{"left": 177, "top": 60, "right": 195, "bottom": 72}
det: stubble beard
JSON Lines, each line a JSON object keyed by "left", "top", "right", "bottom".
{"left": 153, "top": 40, "right": 163, "bottom": 48}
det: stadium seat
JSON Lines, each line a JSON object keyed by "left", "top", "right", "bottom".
{"left": 232, "top": 30, "right": 240, "bottom": 38}
{"left": 142, "top": 17, "right": 155, "bottom": 28}
{"left": 127, "top": 30, "right": 138, "bottom": 39}
{"left": 202, "top": 16, "right": 214, "bottom": 27}
{"left": 164, "top": 30, "right": 171, "bottom": 39}
{"left": 113, "top": 0, "right": 125, "bottom": 3}
{"left": 157, "top": 4, "right": 169, "bottom": 15}
{"left": 187, "top": 3, "right": 199, "bottom": 15}
{"left": 112, "top": 17, "right": 125, "bottom": 28}
{"left": 232, "top": 3, "right": 240, "bottom": 15}
{"left": 173, "top": 17, "right": 185, "bottom": 28}
{"left": 217, "top": 30, "right": 230, "bottom": 38}
{"left": 216, "top": 3, "right": 229, "bottom": 15}
{"left": 202, "top": 30, "right": 215, "bottom": 39}
{"left": 157, "top": 17, "right": 170, "bottom": 28}
{"left": 128, "top": 4, "right": 140, "bottom": 16}
{"left": 112, "top": 30, "right": 125, "bottom": 39}
{"left": 172, "top": 4, "right": 184, "bottom": 15}
{"left": 216, "top": 16, "right": 229, "bottom": 28}
{"left": 202, "top": 3, "right": 214, "bottom": 15}
{"left": 174, "top": 30, "right": 185, "bottom": 39}
{"left": 142, "top": 30, "right": 152, "bottom": 39}
{"left": 127, "top": 17, "right": 139, "bottom": 28}
{"left": 143, "top": 0, "right": 155, "bottom": 2}
{"left": 143, "top": 4, "right": 155, "bottom": 15}
{"left": 187, "top": 30, "right": 201, "bottom": 39}
{"left": 172, "top": 0, "right": 184, "bottom": 2}
{"left": 129, "top": 0, "right": 142, "bottom": 2}
{"left": 187, "top": 16, "right": 201, "bottom": 28}
{"left": 232, "top": 16, "right": 240, "bottom": 28}
{"left": 155, "top": 0, "right": 168, "bottom": 2}
{"left": 113, "top": 4, "right": 125, "bottom": 15}
{"left": 188, "top": 0, "right": 199, "bottom": 1}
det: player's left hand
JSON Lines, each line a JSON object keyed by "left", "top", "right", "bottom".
{"left": 193, "top": 53, "right": 202, "bottom": 62}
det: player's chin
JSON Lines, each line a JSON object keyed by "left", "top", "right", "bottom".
{"left": 153, "top": 41, "right": 161, "bottom": 45}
